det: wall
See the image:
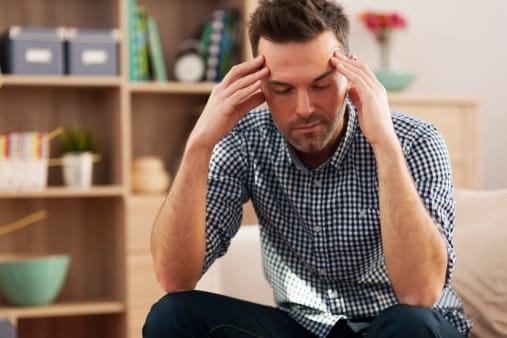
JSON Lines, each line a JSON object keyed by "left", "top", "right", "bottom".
{"left": 342, "top": 0, "right": 507, "bottom": 188}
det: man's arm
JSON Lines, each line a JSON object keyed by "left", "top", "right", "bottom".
{"left": 373, "top": 140, "right": 448, "bottom": 307}
{"left": 151, "top": 56, "right": 269, "bottom": 292}
{"left": 330, "top": 52, "right": 447, "bottom": 307}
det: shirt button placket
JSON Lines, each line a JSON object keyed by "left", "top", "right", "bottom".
{"left": 327, "top": 289, "right": 339, "bottom": 299}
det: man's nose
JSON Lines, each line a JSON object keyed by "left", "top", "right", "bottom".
{"left": 295, "top": 90, "right": 314, "bottom": 119}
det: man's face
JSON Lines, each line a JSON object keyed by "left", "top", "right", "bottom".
{"left": 259, "top": 31, "right": 349, "bottom": 161}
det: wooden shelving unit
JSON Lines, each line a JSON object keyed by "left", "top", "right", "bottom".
{"left": 0, "top": 0, "right": 254, "bottom": 337}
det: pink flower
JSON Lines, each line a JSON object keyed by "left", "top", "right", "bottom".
{"left": 359, "top": 11, "right": 407, "bottom": 33}
{"left": 386, "top": 13, "right": 406, "bottom": 29}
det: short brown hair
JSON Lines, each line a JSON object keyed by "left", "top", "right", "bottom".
{"left": 248, "top": 0, "right": 350, "bottom": 56}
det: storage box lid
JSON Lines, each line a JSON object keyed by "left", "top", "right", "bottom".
{"left": 7, "top": 26, "right": 65, "bottom": 41}
{"left": 65, "top": 28, "right": 121, "bottom": 43}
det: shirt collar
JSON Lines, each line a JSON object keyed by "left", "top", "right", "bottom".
{"left": 284, "top": 100, "right": 358, "bottom": 173}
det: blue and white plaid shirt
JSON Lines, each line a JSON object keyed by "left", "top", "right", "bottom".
{"left": 203, "top": 102, "right": 471, "bottom": 337}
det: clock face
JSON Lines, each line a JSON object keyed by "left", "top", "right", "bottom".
{"left": 173, "top": 53, "right": 205, "bottom": 82}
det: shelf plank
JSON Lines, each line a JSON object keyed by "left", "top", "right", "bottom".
{"left": 0, "top": 300, "right": 125, "bottom": 319}
{"left": 388, "top": 93, "right": 479, "bottom": 106}
{"left": 129, "top": 81, "right": 215, "bottom": 94}
{"left": 0, "top": 75, "right": 122, "bottom": 88}
{"left": 0, "top": 185, "right": 125, "bottom": 199}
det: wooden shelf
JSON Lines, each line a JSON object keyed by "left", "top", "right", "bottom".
{"left": 129, "top": 81, "right": 215, "bottom": 94}
{"left": 0, "top": 300, "right": 125, "bottom": 319}
{"left": 0, "top": 185, "right": 125, "bottom": 199}
{"left": 388, "top": 93, "right": 480, "bottom": 106}
{"left": 0, "top": 75, "right": 122, "bottom": 88}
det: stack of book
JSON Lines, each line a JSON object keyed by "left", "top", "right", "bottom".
{"left": 127, "top": 0, "right": 167, "bottom": 82}
{"left": 199, "top": 9, "right": 242, "bottom": 82}
{"left": 0, "top": 131, "right": 49, "bottom": 191}
{"left": 0, "top": 131, "right": 49, "bottom": 160}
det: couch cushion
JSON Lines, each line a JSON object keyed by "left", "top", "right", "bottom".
{"left": 452, "top": 189, "right": 507, "bottom": 337}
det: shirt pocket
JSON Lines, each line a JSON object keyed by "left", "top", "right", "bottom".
{"left": 325, "top": 207, "right": 384, "bottom": 281}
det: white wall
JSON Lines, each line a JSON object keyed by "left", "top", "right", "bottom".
{"left": 341, "top": 0, "right": 507, "bottom": 188}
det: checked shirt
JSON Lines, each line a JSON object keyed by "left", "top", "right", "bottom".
{"left": 202, "top": 102, "right": 471, "bottom": 337}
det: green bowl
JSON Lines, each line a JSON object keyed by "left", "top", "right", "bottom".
{"left": 0, "top": 254, "right": 71, "bottom": 306}
{"left": 374, "top": 70, "right": 415, "bottom": 92}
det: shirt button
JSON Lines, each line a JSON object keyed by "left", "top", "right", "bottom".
{"left": 313, "top": 180, "right": 322, "bottom": 188}
{"left": 402, "top": 144, "right": 410, "bottom": 155}
{"left": 313, "top": 226, "right": 322, "bottom": 233}
{"left": 328, "top": 290, "right": 339, "bottom": 299}
{"left": 359, "top": 209, "right": 366, "bottom": 218}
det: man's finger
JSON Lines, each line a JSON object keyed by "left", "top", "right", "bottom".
{"left": 221, "top": 55, "right": 265, "bottom": 87}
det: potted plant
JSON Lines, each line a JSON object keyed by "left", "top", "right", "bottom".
{"left": 59, "top": 128, "right": 99, "bottom": 188}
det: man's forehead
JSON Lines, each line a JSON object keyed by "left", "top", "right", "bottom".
{"left": 258, "top": 33, "right": 342, "bottom": 81}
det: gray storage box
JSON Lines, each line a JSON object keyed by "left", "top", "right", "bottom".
{"left": 66, "top": 28, "right": 120, "bottom": 75}
{"left": 0, "top": 26, "right": 65, "bottom": 75}
{"left": 0, "top": 319, "right": 16, "bottom": 338}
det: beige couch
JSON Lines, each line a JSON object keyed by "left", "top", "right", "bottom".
{"left": 196, "top": 189, "right": 507, "bottom": 337}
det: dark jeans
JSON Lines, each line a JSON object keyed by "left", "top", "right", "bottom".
{"left": 142, "top": 290, "right": 466, "bottom": 338}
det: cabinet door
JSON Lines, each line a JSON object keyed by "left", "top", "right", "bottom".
{"left": 127, "top": 254, "right": 165, "bottom": 338}
{"left": 389, "top": 97, "right": 480, "bottom": 189}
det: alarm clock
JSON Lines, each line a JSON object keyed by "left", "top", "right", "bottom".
{"left": 173, "top": 39, "right": 205, "bottom": 83}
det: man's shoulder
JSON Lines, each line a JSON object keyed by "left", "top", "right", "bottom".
{"left": 391, "top": 111, "right": 441, "bottom": 141}
{"left": 215, "top": 106, "right": 278, "bottom": 155}
{"left": 234, "top": 106, "right": 275, "bottom": 135}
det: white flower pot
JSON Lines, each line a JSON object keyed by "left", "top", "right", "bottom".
{"left": 62, "top": 152, "right": 94, "bottom": 188}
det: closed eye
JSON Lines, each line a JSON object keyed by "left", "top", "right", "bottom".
{"left": 311, "top": 84, "right": 330, "bottom": 90}
{"left": 273, "top": 87, "right": 293, "bottom": 95}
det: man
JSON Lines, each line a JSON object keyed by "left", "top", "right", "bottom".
{"left": 144, "top": 0, "right": 471, "bottom": 337}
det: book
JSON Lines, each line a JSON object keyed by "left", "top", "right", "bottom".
{"left": 199, "top": 9, "right": 241, "bottom": 82}
{"left": 135, "top": 6, "right": 150, "bottom": 81}
{"left": 147, "top": 17, "right": 168, "bottom": 82}
{"left": 127, "top": 0, "right": 139, "bottom": 81}
{"left": 201, "top": 10, "right": 224, "bottom": 82}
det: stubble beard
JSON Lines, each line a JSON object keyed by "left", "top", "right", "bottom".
{"left": 282, "top": 104, "right": 347, "bottom": 154}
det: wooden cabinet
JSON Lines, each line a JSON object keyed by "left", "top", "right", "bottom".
{"left": 388, "top": 94, "right": 481, "bottom": 189}
{"left": 0, "top": 0, "right": 480, "bottom": 337}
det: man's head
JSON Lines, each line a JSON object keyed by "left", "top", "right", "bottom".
{"left": 248, "top": 0, "right": 350, "bottom": 57}
{"left": 248, "top": 1, "right": 352, "bottom": 168}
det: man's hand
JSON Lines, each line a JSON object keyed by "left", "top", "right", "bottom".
{"left": 188, "top": 55, "right": 269, "bottom": 151}
{"left": 330, "top": 51, "right": 397, "bottom": 150}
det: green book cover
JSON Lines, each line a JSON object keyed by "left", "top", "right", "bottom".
{"left": 127, "top": 0, "right": 139, "bottom": 81}
{"left": 147, "top": 18, "right": 168, "bottom": 82}
{"left": 135, "top": 6, "right": 150, "bottom": 81}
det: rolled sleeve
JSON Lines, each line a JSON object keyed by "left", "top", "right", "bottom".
{"left": 403, "top": 123, "right": 457, "bottom": 284}
{"left": 202, "top": 131, "right": 249, "bottom": 274}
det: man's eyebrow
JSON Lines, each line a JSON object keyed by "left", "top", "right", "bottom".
{"left": 267, "top": 70, "right": 335, "bottom": 86}
{"left": 312, "top": 70, "right": 334, "bottom": 83}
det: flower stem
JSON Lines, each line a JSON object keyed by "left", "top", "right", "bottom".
{"left": 377, "top": 28, "right": 390, "bottom": 70}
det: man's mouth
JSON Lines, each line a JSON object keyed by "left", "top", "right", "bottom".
{"left": 293, "top": 121, "right": 321, "bottom": 133}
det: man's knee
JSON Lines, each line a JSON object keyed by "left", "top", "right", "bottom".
{"left": 142, "top": 290, "right": 207, "bottom": 338}
{"left": 366, "top": 304, "right": 443, "bottom": 338}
